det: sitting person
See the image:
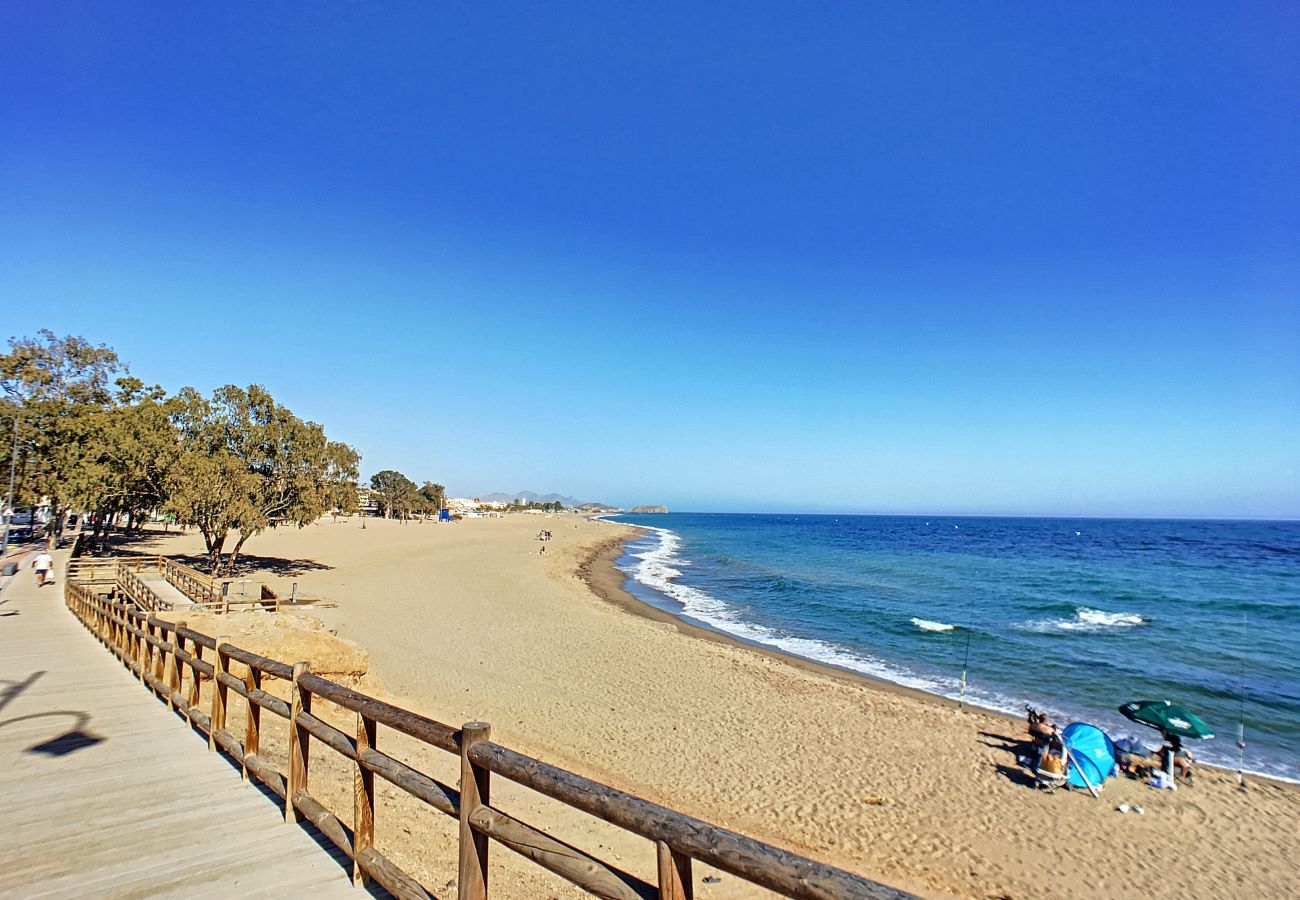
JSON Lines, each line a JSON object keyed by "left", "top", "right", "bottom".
{"left": 1117, "top": 751, "right": 1160, "bottom": 779}
{"left": 1164, "top": 735, "right": 1196, "bottom": 783}
{"left": 1026, "top": 707, "right": 1055, "bottom": 751}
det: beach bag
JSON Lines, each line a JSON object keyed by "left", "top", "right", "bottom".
{"left": 1040, "top": 753, "right": 1064, "bottom": 775}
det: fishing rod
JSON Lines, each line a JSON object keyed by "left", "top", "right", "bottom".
{"left": 1238, "top": 612, "right": 1247, "bottom": 789}
{"left": 958, "top": 592, "right": 976, "bottom": 708}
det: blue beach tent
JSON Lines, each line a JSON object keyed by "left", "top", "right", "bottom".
{"left": 1061, "top": 723, "right": 1117, "bottom": 790}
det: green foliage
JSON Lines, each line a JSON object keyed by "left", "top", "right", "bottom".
{"left": 370, "top": 469, "right": 419, "bottom": 519}
{"left": 167, "top": 384, "right": 360, "bottom": 574}
{"left": 417, "top": 481, "right": 447, "bottom": 517}
{"left": 0, "top": 331, "right": 124, "bottom": 548}
{"left": 504, "top": 499, "right": 565, "bottom": 513}
{"left": 1, "top": 331, "right": 414, "bottom": 573}
{"left": 73, "top": 389, "right": 181, "bottom": 537}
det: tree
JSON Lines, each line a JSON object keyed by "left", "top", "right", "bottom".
{"left": 72, "top": 379, "right": 180, "bottom": 551}
{"left": 167, "top": 385, "right": 360, "bottom": 574}
{"left": 0, "top": 331, "right": 123, "bottom": 549}
{"left": 370, "top": 469, "right": 418, "bottom": 520}
{"left": 418, "top": 481, "right": 446, "bottom": 520}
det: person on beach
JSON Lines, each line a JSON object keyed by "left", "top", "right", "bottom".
{"left": 1164, "top": 734, "right": 1196, "bottom": 784}
{"left": 33, "top": 551, "right": 54, "bottom": 587}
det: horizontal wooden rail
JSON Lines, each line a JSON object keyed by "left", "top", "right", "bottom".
{"left": 64, "top": 557, "right": 913, "bottom": 900}
{"left": 469, "top": 805, "right": 655, "bottom": 899}
{"left": 66, "top": 554, "right": 273, "bottom": 612}
{"left": 222, "top": 644, "right": 294, "bottom": 680}
{"left": 297, "top": 672, "right": 460, "bottom": 754}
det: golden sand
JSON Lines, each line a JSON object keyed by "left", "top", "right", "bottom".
{"left": 136, "top": 515, "right": 1300, "bottom": 899}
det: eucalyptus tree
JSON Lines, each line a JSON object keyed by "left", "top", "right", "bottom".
{"left": 418, "top": 481, "right": 447, "bottom": 519}
{"left": 0, "top": 331, "right": 122, "bottom": 549}
{"left": 370, "top": 469, "right": 419, "bottom": 520}
{"left": 72, "top": 379, "right": 184, "bottom": 550}
{"left": 167, "top": 384, "right": 360, "bottom": 575}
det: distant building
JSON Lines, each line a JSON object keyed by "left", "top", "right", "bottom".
{"left": 355, "top": 487, "right": 381, "bottom": 516}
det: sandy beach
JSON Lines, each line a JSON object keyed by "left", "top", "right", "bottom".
{"left": 133, "top": 515, "right": 1300, "bottom": 899}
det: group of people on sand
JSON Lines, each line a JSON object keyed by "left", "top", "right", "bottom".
{"left": 1025, "top": 707, "right": 1194, "bottom": 786}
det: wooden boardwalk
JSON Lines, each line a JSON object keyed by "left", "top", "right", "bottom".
{"left": 0, "top": 552, "right": 362, "bottom": 899}
{"left": 134, "top": 569, "right": 195, "bottom": 610}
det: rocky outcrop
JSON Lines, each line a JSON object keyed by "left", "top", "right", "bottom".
{"left": 629, "top": 505, "right": 668, "bottom": 513}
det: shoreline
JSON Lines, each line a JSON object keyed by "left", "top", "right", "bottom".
{"left": 129, "top": 516, "right": 1300, "bottom": 898}
{"left": 579, "top": 524, "right": 1299, "bottom": 787}
{"left": 577, "top": 526, "right": 1010, "bottom": 722}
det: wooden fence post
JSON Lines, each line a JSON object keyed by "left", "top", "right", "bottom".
{"left": 210, "top": 636, "right": 231, "bottom": 752}
{"left": 142, "top": 619, "right": 154, "bottom": 684}
{"left": 657, "top": 841, "right": 694, "bottom": 900}
{"left": 186, "top": 638, "right": 202, "bottom": 720}
{"left": 166, "top": 621, "right": 185, "bottom": 712}
{"left": 134, "top": 613, "right": 147, "bottom": 680}
{"left": 243, "top": 665, "right": 261, "bottom": 781}
{"left": 286, "top": 661, "right": 311, "bottom": 825}
{"left": 353, "top": 712, "right": 377, "bottom": 886}
{"left": 151, "top": 619, "right": 165, "bottom": 688}
{"left": 457, "top": 721, "right": 492, "bottom": 900}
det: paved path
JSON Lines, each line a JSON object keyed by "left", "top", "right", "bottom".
{"left": 0, "top": 552, "right": 362, "bottom": 899}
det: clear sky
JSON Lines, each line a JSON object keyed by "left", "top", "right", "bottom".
{"left": 2, "top": 3, "right": 1297, "bottom": 517}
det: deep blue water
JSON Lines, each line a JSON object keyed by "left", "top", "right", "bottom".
{"left": 607, "top": 513, "right": 1300, "bottom": 781}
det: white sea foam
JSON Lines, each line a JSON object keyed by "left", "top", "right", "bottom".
{"left": 1020, "top": 606, "right": 1147, "bottom": 634}
{"left": 911, "top": 617, "right": 955, "bottom": 632}
{"left": 620, "top": 525, "right": 968, "bottom": 698}
{"left": 603, "top": 516, "right": 1300, "bottom": 784}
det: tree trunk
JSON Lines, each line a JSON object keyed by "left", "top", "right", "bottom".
{"left": 224, "top": 531, "right": 252, "bottom": 577}
{"left": 96, "top": 507, "right": 111, "bottom": 554}
{"left": 203, "top": 528, "right": 228, "bottom": 576}
{"left": 46, "top": 497, "right": 61, "bottom": 551}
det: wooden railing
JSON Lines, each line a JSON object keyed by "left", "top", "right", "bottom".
{"left": 161, "top": 557, "right": 219, "bottom": 604}
{"left": 64, "top": 554, "right": 275, "bottom": 613}
{"left": 64, "top": 569, "right": 912, "bottom": 900}
{"left": 65, "top": 554, "right": 162, "bottom": 586}
{"left": 115, "top": 560, "right": 166, "bottom": 610}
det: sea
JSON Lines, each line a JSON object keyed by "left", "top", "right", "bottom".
{"left": 605, "top": 513, "right": 1300, "bottom": 782}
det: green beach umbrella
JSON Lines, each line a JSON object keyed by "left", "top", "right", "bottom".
{"left": 1118, "top": 700, "right": 1214, "bottom": 740}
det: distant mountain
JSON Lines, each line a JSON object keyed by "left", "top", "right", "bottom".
{"left": 477, "top": 490, "right": 596, "bottom": 507}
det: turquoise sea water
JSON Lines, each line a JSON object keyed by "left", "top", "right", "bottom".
{"left": 607, "top": 513, "right": 1300, "bottom": 781}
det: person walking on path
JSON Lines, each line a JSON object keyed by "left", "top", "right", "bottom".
{"left": 32, "top": 550, "right": 53, "bottom": 587}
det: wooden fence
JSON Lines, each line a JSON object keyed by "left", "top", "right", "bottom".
{"left": 64, "top": 569, "right": 912, "bottom": 900}
{"left": 64, "top": 554, "right": 276, "bottom": 613}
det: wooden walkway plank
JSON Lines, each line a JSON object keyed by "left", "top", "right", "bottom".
{"left": 0, "top": 553, "right": 362, "bottom": 900}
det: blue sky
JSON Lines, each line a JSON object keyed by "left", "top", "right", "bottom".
{"left": 2, "top": 3, "right": 1297, "bottom": 517}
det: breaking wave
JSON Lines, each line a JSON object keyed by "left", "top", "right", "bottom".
{"left": 1020, "top": 606, "right": 1148, "bottom": 634}
{"left": 622, "top": 525, "right": 964, "bottom": 698}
